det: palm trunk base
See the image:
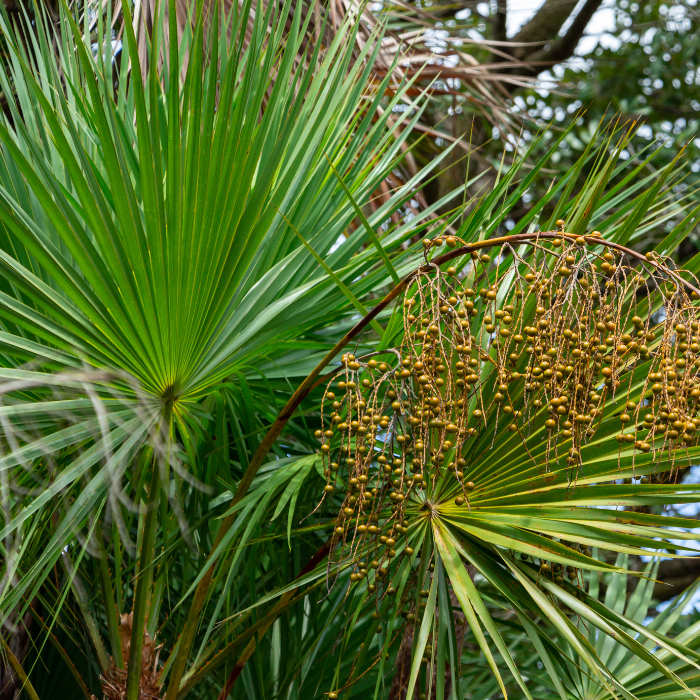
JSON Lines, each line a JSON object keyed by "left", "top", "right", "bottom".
{"left": 95, "top": 613, "right": 162, "bottom": 700}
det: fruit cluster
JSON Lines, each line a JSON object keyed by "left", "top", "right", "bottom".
{"left": 315, "top": 225, "right": 700, "bottom": 653}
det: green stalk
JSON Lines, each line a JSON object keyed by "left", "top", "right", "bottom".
{"left": 0, "top": 636, "right": 41, "bottom": 700}
{"left": 95, "top": 523, "right": 124, "bottom": 668}
{"left": 125, "top": 398, "right": 172, "bottom": 700}
{"left": 125, "top": 465, "right": 160, "bottom": 700}
{"left": 59, "top": 546, "right": 110, "bottom": 673}
{"left": 148, "top": 569, "right": 167, "bottom": 640}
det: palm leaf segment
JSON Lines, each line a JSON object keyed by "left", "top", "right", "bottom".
{"left": 527, "top": 557, "right": 700, "bottom": 700}
{"left": 0, "top": 1, "right": 395, "bottom": 397}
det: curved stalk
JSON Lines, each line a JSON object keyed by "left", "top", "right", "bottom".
{"left": 165, "top": 229, "right": 700, "bottom": 698}
{"left": 0, "top": 635, "right": 41, "bottom": 700}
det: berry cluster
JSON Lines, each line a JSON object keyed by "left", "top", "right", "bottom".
{"left": 314, "top": 226, "right": 700, "bottom": 689}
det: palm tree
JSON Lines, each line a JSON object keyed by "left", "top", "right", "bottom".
{"left": 0, "top": 2, "right": 699, "bottom": 700}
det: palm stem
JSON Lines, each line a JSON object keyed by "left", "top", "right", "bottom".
{"left": 125, "top": 398, "right": 173, "bottom": 700}
{"left": 95, "top": 522, "right": 124, "bottom": 669}
{"left": 125, "top": 463, "right": 160, "bottom": 700}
